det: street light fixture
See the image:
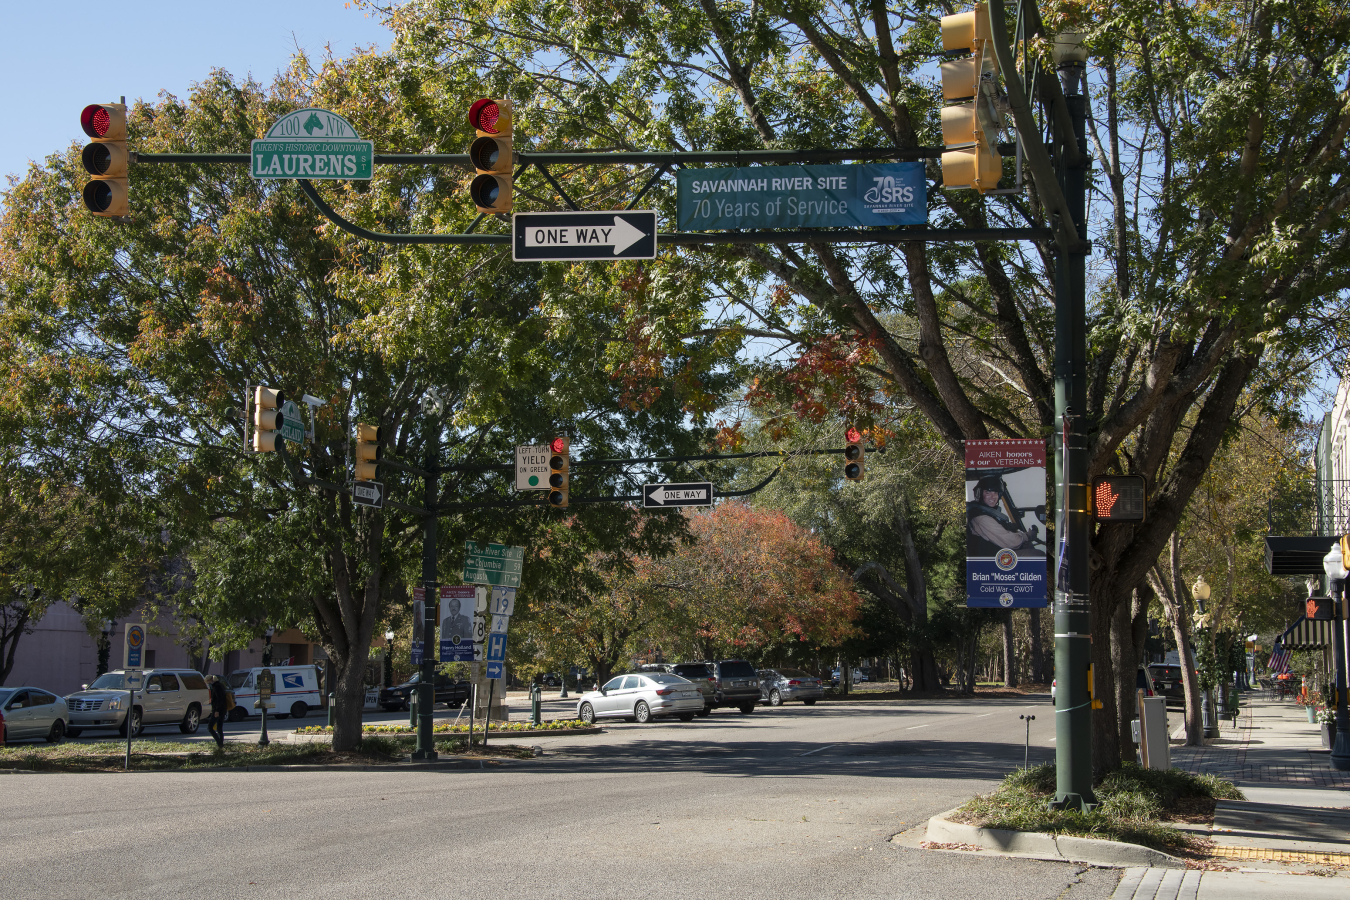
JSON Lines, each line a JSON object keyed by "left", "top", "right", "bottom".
{"left": 1321, "top": 545, "right": 1350, "bottom": 771}
{"left": 1191, "top": 576, "right": 1218, "bottom": 738}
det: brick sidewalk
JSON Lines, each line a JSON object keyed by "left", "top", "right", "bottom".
{"left": 1169, "top": 693, "right": 1350, "bottom": 788}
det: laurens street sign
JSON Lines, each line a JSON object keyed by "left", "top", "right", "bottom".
{"left": 513, "top": 211, "right": 657, "bottom": 261}
{"left": 252, "top": 108, "right": 373, "bottom": 181}
{"left": 642, "top": 482, "right": 714, "bottom": 508}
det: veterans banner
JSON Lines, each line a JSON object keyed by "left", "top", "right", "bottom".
{"left": 965, "top": 439, "right": 1048, "bottom": 608}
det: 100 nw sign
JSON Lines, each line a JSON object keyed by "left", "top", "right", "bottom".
{"left": 251, "top": 108, "right": 373, "bottom": 181}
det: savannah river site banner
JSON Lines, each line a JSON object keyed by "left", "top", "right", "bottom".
{"left": 965, "top": 439, "right": 1048, "bottom": 608}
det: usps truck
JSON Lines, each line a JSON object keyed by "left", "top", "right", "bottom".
{"left": 226, "top": 665, "right": 322, "bottom": 720}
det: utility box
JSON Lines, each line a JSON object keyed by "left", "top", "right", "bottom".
{"left": 1134, "top": 694, "right": 1171, "bottom": 770}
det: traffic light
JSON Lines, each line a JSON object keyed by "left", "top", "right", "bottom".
{"left": 80, "top": 103, "right": 128, "bottom": 217}
{"left": 548, "top": 436, "right": 569, "bottom": 507}
{"left": 355, "top": 424, "right": 381, "bottom": 481}
{"left": 1090, "top": 475, "right": 1146, "bottom": 521}
{"left": 252, "top": 386, "right": 284, "bottom": 452}
{"left": 467, "top": 98, "right": 513, "bottom": 213}
{"left": 939, "top": 4, "right": 1002, "bottom": 192}
{"left": 844, "top": 427, "right": 865, "bottom": 482}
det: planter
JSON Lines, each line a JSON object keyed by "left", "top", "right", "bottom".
{"left": 1307, "top": 706, "right": 1318, "bottom": 724}
{"left": 1321, "top": 723, "right": 1337, "bottom": 749}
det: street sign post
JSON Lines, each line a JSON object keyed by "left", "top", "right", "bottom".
{"left": 642, "top": 482, "right": 714, "bottom": 508}
{"left": 512, "top": 211, "right": 657, "bottom": 261}
{"left": 515, "top": 444, "right": 551, "bottom": 490}
{"left": 463, "top": 542, "right": 524, "bottom": 587}
{"left": 251, "top": 108, "right": 373, "bottom": 181}
{"left": 353, "top": 480, "right": 384, "bottom": 509}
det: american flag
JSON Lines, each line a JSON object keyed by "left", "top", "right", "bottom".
{"left": 1267, "top": 643, "right": 1291, "bottom": 674}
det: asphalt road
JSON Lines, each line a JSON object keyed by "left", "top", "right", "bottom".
{"left": 2, "top": 694, "right": 1121, "bottom": 900}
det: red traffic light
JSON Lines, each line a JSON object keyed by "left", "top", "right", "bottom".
{"left": 469, "top": 98, "right": 504, "bottom": 134}
{"left": 845, "top": 427, "right": 861, "bottom": 443}
{"left": 81, "top": 104, "right": 125, "bottom": 140}
{"left": 551, "top": 436, "right": 566, "bottom": 453}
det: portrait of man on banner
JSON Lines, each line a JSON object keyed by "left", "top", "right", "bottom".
{"left": 965, "top": 439, "right": 1048, "bottom": 608}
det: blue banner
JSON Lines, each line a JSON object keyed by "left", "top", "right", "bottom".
{"left": 676, "top": 162, "right": 926, "bottom": 231}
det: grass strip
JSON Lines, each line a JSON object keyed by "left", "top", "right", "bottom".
{"left": 950, "top": 762, "right": 1245, "bottom": 853}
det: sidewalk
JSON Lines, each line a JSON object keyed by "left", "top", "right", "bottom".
{"left": 1112, "top": 692, "right": 1350, "bottom": 898}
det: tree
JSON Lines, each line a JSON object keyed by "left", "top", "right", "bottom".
{"left": 374, "top": 0, "right": 1350, "bottom": 772}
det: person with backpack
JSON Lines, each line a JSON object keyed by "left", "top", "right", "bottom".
{"left": 206, "top": 675, "right": 230, "bottom": 748}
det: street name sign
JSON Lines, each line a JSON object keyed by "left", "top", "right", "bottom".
{"left": 353, "top": 480, "right": 384, "bottom": 509}
{"left": 642, "top": 482, "right": 714, "bottom": 508}
{"left": 512, "top": 211, "right": 657, "bottom": 261}
{"left": 252, "top": 108, "right": 373, "bottom": 180}
{"left": 279, "top": 399, "right": 306, "bottom": 443}
{"left": 676, "top": 163, "right": 925, "bottom": 231}
{"left": 515, "top": 444, "right": 550, "bottom": 490}
{"left": 463, "top": 542, "right": 524, "bottom": 587}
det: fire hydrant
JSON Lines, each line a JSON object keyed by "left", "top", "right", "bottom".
{"left": 530, "top": 683, "right": 542, "bottom": 726}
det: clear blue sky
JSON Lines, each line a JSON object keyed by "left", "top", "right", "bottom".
{"left": 0, "top": 1, "right": 391, "bottom": 186}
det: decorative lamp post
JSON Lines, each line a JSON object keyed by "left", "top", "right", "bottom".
{"left": 1321, "top": 545, "right": 1350, "bottom": 771}
{"left": 1192, "top": 576, "right": 1217, "bottom": 738}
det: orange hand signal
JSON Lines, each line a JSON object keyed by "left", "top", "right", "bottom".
{"left": 1095, "top": 480, "right": 1119, "bottom": 517}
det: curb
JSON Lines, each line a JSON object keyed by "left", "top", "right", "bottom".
{"left": 0, "top": 757, "right": 518, "bottom": 774}
{"left": 924, "top": 808, "right": 1185, "bottom": 869}
{"left": 285, "top": 727, "right": 604, "bottom": 742}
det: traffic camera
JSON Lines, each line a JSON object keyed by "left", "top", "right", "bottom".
{"left": 252, "top": 386, "right": 284, "bottom": 452}
{"left": 548, "top": 436, "right": 569, "bottom": 507}
{"left": 939, "top": 4, "right": 1002, "bottom": 192}
{"left": 355, "top": 424, "right": 381, "bottom": 481}
{"left": 468, "top": 98, "right": 513, "bottom": 213}
{"left": 844, "top": 427, "right": 865, "bottom": 482}
{"left": 80, "top": 103, "right": 128, "bottom": 217}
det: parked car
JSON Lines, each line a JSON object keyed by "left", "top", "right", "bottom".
{"left": 830, "top": 667, "right": 868, "bottom": 685}
{"left": 637, "top": 663, "right": 715, "bottom": 715}
{"left": 379, "top": 672, "right": 470, "bottom": 711}
{"left": 538, "top": 673, "right": 563, "bottom": 688}
{"left": 226, "top": 665, "right": 322, "bottom": 720}
{"left": 1137, "top": 666, "right": 1158, "bottom": 698}
{"left": 757, "top": 669, "right": 824, "bottom": 706}
{"left": 576, "top": 673, "right": 704, "bottom": 724}
{"left": 703, "top": 659, "right": 761, "bottom": 713}
{"left": 65, "top": 668, "right": 209, "bottom": 737}
{"left": 1148, "top": 664, "right": 1187, "bottom": 705}
{"left": 1050, "top": 678, "right": 1057, "bottom": 701}
{"left": 0, "top": 687, "right": 70, "bottom": 743}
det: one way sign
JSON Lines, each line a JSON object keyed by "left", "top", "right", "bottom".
{"left": 513, "top": 211, "right": 657, "bottom": 261}
{"left": 643, "top": 482, "right": 714, "bottom": 509}
{"left": 352, "top": 480, "right": 383, "bottom": 509}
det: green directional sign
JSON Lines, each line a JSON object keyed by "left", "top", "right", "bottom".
{"left": 279, "top": 400, "right": 306, "bottom": 443}
{"left": 463, "top": 541, "right": 524, "bottom": 588}
{"left": 251, "top": 108, "right": 373, "bottom": 181}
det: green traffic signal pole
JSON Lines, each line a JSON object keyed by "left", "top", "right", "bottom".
{"left": 413, "top": 432, "right": 439, "bottom": 761}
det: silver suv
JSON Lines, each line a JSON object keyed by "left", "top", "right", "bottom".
{"left": 65, "top": 668, "right": 210, "bottom": 738}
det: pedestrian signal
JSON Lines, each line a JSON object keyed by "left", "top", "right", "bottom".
{"left": 844, "top": 427, "right": 865, "bottom": 482}
{"left": 939, "top": 4, "right": 1002, "bottom": 192}
{"left": 1091, "top": 475, "right": 1146, "bottom": 521}
{"left": 548, "top": 436, "right": 569, "bottom": 507}
{"left": 468, "top": 98, "right": 513, "bottom": 213}
{"left": 80, "top": 103, "right": 128, "bottom": 217}
{"left": 252, "top": 386, "right": 284, "bottom": 453}
{"left": 355, "top": 424, "right": 381, "bottom": 481}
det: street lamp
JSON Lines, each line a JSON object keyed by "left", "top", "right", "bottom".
{"left": 384, "top": 630, "right": 395, "bottom": 688}
{"left": 1192, "top": 576, "right": 1218, "bottom": 738}
{"left": 1321, "top": 545, "right": 1350, "bottom": 771}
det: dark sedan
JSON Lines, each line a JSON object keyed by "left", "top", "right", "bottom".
{"left": 1148, "top": 664, "right": 1187, "bottom": 705}
{"left": 379, "top": 673, "right": 470, "bottom": 711}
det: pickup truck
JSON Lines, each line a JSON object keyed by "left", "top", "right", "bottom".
{"left": 379, "top": 672, "right": 471, "bottom": 711}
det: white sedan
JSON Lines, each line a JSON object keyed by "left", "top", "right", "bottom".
{"left": 577, "top": 673, "right": 705, "bottom": 724}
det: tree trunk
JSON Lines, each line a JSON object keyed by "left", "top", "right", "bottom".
{"left": 1002, "top": 610, "right": 1018, "bottom": 687}
{"left": 1029, "top": 605, "right": 1045, "bottom": 683}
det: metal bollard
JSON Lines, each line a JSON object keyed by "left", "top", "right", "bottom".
{"left": 530, "top": 683, "right": 542, "bottom": 726}
{"left": 327, "top": 692, "right": 335, "bottom": 727}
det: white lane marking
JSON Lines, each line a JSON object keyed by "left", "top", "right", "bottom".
{"left": 971, "top": 713, "right": 993, "bottom": 718}
{"left": 799, "top": 744, "right": 838, "bottom": 757}
{"left": 906, "top": 723, "right": 934, "bottom": 730}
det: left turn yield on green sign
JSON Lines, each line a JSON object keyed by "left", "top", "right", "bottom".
{"left": 252, "top": 108, "right": 373, "bottom": 181}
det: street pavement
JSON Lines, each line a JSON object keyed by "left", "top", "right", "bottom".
{"left": 0, "top": 692, "right": 1124, "bottom": 900}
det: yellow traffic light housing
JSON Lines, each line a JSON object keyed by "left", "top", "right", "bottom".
{"left": 844, "top": 427, "right": 865, "bottom": 482}
{"left": 939, "top": 4, "right": 1002, "bottom": 193}
{"left": 548, "top": 436, "right": 569, "bottom": 507}
{"left": 80, "top": 103, "right": 128, "bottom": 217}
{"left": 468, "top": 98, "right": 513, "bottom": 213}
{"left": 252, "top": 386, "right": 284, "bottom": 453}
{"left": 355, "top": 423, "right": 381, "bottom": 481}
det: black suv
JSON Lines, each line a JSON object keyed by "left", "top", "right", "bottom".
{"left": 704, "top": 660, "right": 761, "bottom": 713}
{"left": 379, "top": 672, "right": 470, "bottom": 711}
{"left": 1148, "top": 664, "right": 1186, "bottom": 705}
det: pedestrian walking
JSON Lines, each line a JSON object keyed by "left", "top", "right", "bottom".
{"left": 207, "top": 675, "right": 228, "bottom": 748}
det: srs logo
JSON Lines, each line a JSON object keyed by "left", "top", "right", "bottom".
{"left": 863, "top": 176, "right": 915, "bottom": 204}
